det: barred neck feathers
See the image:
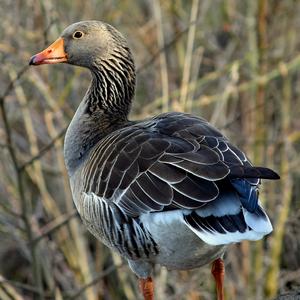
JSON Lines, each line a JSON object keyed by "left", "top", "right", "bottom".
{"left": 64, "top": 32, "right": 136, "bottom": 175}
{"left": 87, "top": 48, "right": 136, "bottom": 121}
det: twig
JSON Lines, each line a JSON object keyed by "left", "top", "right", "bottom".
{"left": 0, "top": 201, "right": 22, "bottom": 219}
{"left": 0, "top": 65, "right": 29, "bottom": 105}
{"left": 192, "top": 54, "right": 300, "bottom": 108}
{"left": 43, "top": 18, "right": 58, "bottom": 46}
{"left": 19, "top": 127, "right": 67, "bottom": 171}
{"left": 153, "top": 0, "right": 169, "bottom": 112}
{"left": 136, "top": 18, "right": 201, "bottom": 74}
{"left": 65, "top": 263, "right": 124, "bottom": 300}
{"left": 31, "top": 210, "right": 78, "bottom": 245}
{"left": 0, "top": 277, "right": 45, "bottom": 296}
{"left": 140, "top": 53, "right": 300, "bottom": 118}
{"left": 179, "top": 0, "right": 199, "bottom": 110}
{"left": 265, "top": 65, "right": 293, "bottom": 299}
{"left": 0, "top": 79, "right": 44, "bottom": 298}
{"left": 221, "top": 102, "right": 265, "bottom": 129}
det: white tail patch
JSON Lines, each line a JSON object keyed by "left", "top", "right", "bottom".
{"left": 183, "top": 205, "right": 273, "bottom": 246}
{"left": 243, "top": 206, "right": 273, "bottom": 234}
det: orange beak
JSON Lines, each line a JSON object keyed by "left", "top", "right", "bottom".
{"left": 29, "top": 37, "right": 68, "bottom": 65}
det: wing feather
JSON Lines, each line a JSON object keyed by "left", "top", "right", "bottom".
{"left": 149, "top": 162, "right": 186, "bottom": 184}
{"left": 81, "top": 112, "right": 279, "bottom": 218}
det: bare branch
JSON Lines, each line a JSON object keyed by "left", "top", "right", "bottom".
{"left": 136, "top": 18, "right": 200, "bottom": 74}
{"left": 65, "top": 263, "right": 124, "bottom": 300}
{"left": 0, "top": 277, "right": 47, "bottom": 297}
{"left": 19, "top": 127, "right": 67, "bottom": 171}
{"left": 0, "top": 67, "right": 44, "bottom": 298}
{"left": 31, "top": 210, "right": 78, "bottom": 245}
{"left": 0, "top": 66, "right": 29, "bottom": 105}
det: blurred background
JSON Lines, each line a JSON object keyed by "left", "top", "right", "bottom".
{"left": 0, "top": 0, "right": 300, "bottom": 299}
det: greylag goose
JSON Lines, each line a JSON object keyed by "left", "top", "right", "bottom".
{"left": 29, "top": 21, "right": 279, "bottom": 300}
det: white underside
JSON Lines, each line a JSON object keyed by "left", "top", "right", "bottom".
{"left": 140, "top": 198, "right": 273, "bottom": 247}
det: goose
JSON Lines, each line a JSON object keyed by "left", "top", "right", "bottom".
{"left": 29, "top": 20, "right": 279, "bottom": 300}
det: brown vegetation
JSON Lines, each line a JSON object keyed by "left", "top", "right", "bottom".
{"left": 0, "top": 1, "right": 300, "bottom": 299}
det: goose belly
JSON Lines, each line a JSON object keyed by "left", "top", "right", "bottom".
{"left": 140, "top": 211, "right": 226, "bottom": 270}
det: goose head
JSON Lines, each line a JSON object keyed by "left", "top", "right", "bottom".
{"left": 29, "top": 21, "right": 136, "bottom": 118}
{"left": 29, "top": 20, "right": 135, "bottom": 71}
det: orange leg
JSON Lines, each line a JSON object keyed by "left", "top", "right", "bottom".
{"left": 211, "top": 258, "right": 225, "bottom": 300}
{"left": 139, "top": 277, "right": 154, "bottom": 300}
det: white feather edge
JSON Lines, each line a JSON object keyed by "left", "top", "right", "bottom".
{"left": 185, "top": 219, "right": 272, "bottom": 246}
{"left": 183, "top": 190, "right": 273, "bottom": 245}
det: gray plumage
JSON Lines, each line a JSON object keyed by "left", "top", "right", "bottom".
{"left": 30, "top": 20, "right": 279, "bottom": 280}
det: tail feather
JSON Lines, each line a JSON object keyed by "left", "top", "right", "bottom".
{"left": 183, "top": 188, "right": 273, "bottom": 246}
{"left": 243, "top": 205, "right": 273, "bottom": 234}
{"left": 229, "top": 166, "right": 280, "bottom": 180}
{"left": 230, "top": 179, "right": 258, "bottom": 212}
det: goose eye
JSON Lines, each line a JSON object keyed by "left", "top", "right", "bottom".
{"left": 73, "top": 31, "right": 84, "bottom": 39}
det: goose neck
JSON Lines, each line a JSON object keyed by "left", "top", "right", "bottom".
{"left": 85, "top": 58, "right": 135, "bottom": 121}
{"left": 64, "top": 59, "right": 135, "bottom": 176}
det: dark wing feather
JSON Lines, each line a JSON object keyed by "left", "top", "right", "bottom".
{"left": 172, "top": 190, "right": 207, "bottom": 209}
{"left": 82, "top": 112, "right": 279, "bottom": 217}
{"left": 171, "top": 176, "right": 218, "bottom": 202}
{"left": 148, "top": 162, "right": 186, "bottom": 184}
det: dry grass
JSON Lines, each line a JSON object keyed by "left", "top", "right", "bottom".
{"left": 0, "top": 1, "right": 300, "bottom": 299}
